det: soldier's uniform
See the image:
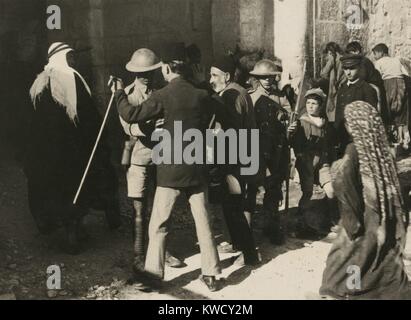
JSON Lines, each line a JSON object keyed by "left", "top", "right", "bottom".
{"left": 249, "top": 60, "right": 290, "bottom": 244}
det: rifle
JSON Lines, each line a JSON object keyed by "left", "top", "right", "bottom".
{"left": 284, "top": 61, "right": 307, "bottom": 215}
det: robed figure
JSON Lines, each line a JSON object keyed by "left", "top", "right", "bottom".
{"left": 25, "top": 42, "right": 120, "bottom": 253}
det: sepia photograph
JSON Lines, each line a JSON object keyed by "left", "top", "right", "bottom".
{"left": 1, "top": 0, "right": 411, "bottom": 306}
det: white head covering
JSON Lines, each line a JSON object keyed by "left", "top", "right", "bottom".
{"left": 30, "top": 42, "right": 91, "bottom": 123}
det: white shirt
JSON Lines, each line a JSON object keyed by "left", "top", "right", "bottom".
{"left": 374, "top": 56, "right": 409, "bottom": 80}
{"left": 347, "top": 78, "right": 360, "bottom": 86}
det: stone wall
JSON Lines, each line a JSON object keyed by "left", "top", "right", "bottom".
{"left": 0, "top": 0, "right": 47, "bottom": 146}
{"left": 45, "top": 0, "right": 213, "bottom": 111}
{"left": 212, "top": 0, "right": 274, "bottom": 58}
{"left": 366, "top": 0, "right": 411, "bottom": 59}
{"left": 313, "top": 0, "right": 411, "bottom": 75}
{"left": 274, "top": 0, "right": 308, "bottom": 80}
{"left": 103, "top": 0, "right": 213, "bottom": 91}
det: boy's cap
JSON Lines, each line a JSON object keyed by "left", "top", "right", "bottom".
{"left": 305, "top": 88, "right": 327, "bottom": 100}
{"left": 340, "top": 54, "right": 363, "bottom": 68}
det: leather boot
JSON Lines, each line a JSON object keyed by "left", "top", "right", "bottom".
{"left": 133, "top": 199, "right": 146, "bottom": 273}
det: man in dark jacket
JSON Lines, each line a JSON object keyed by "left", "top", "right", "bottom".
{"left": 335, "top": 54, "right": 378, "bottom": 156}
{"left": 111, "top": 43, "right": 221, "bottom": 292}
{"left": 345, "top": 41, "right": 389, "bottom": 126}
{"left": 209, "top": 56, "right": 259, "bottom": 266}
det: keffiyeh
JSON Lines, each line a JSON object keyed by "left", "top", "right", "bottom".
{"left": 30, "top": 42, "right": 91, "bottom": 123}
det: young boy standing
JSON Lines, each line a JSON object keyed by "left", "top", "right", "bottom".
{"left": 373, "top": 43, "right": 410, "bottom": 148}
{"left": 288, "top": 88, "right": 337, "bottom": 236}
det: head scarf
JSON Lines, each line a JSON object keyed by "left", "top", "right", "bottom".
{"left": 344, "top": 101, "right": 407, "bottom": 265}
{"left": 30, "top": 42, "right": 91, "bottom": 123}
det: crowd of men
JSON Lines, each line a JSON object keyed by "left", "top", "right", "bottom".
{"left": 24, "top": 39, "right": 410, "bottom": 293}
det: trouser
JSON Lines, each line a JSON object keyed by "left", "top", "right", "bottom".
{"left": 145, "top": 185, "right": 221, "bottom": 279}
{"left": 260, "top": 159, "right": 286, "bottom": 243}
{"left": 262, "top": 164, "right": 284, "bottom": 214}
{"left": 296, "top": 155, "right": 340, "bottom": 226}
{"left": 296, "top": 155, "right": 316, "bottom": 211}
{"left": 385, "top": 78, "right": 408, "bottom": 127}
{"left": 222, "top": 174, "right": 258, "bottom": 263}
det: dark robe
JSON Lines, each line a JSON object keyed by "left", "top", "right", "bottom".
{"left": 24, "top": 74, "right": 119, "bottom": 232}
{"left": 320, "top": 143, "right": 410, "bottom": 300}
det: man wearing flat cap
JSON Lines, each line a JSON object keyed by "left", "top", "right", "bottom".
{"left": 111, "top": 42, "right": 221, "bottom": 292}
{"left": 247, "top": 59, "right": 290, "bottom": 245}
{"left": 209, "top": 55, "right": 259, "bottom": 266}
{"left": 335, "top": 53, "right": 378, "bottom": 155}
{"left": 119, "top": 48, "right": 183, "bottom": 273}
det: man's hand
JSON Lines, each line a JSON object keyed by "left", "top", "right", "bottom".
{"left": 192, "top": 64, "right": 206, "bottom": 84}
{"left": 287, "top": 121, "right": 298, "bottom": 134}
{"left": 108, "top": 76, "right": 124, "bottom": 93}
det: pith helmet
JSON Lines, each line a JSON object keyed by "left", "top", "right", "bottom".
{"left": 249, "top": 59, "right": 282, "bottom": 77}
{"left": 126, "top": 48, "right": 162, "bottom": 73}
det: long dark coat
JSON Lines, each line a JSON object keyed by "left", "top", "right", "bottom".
{"left": 24, "top": 74, "right": 118, "bottom": 231}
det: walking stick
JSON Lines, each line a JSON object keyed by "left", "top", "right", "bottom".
{"left": 73, "top": 92, "right": 115, "bottom": 205}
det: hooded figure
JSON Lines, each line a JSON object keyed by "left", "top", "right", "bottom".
{"left": 320, "top": 101, "right": 410, "bottom": 300}
{"left": 25, "top": 42, "right": 120, "bottom": 253}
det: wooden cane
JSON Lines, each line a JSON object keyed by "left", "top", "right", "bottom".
{"left": 73, "top": 92, "right": 115, "bottom": 205}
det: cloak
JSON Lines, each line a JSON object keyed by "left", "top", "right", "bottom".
{"left": 24, "top": 72, "right": 118, "bottom": 232}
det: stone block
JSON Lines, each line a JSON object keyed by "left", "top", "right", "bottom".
{"left": 319, "top": 0, "right": 341, "bottom": 21}
{"left": 104, "top": 37, "right": 135, "bottom": 65}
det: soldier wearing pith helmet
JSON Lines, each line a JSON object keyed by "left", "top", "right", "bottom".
{"left": 249, "top": 59, "right": 290, "bottom": 245}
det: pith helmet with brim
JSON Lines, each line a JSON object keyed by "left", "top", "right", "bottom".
{"left": 250, "top": 59, "right": 282, "bottom": 77}
{"left": 126, "top": 48, "right": 162, "bottom": 73}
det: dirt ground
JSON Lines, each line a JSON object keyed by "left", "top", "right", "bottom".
{"left": 1, "top": 143, "right": 411, "bottom": 300}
